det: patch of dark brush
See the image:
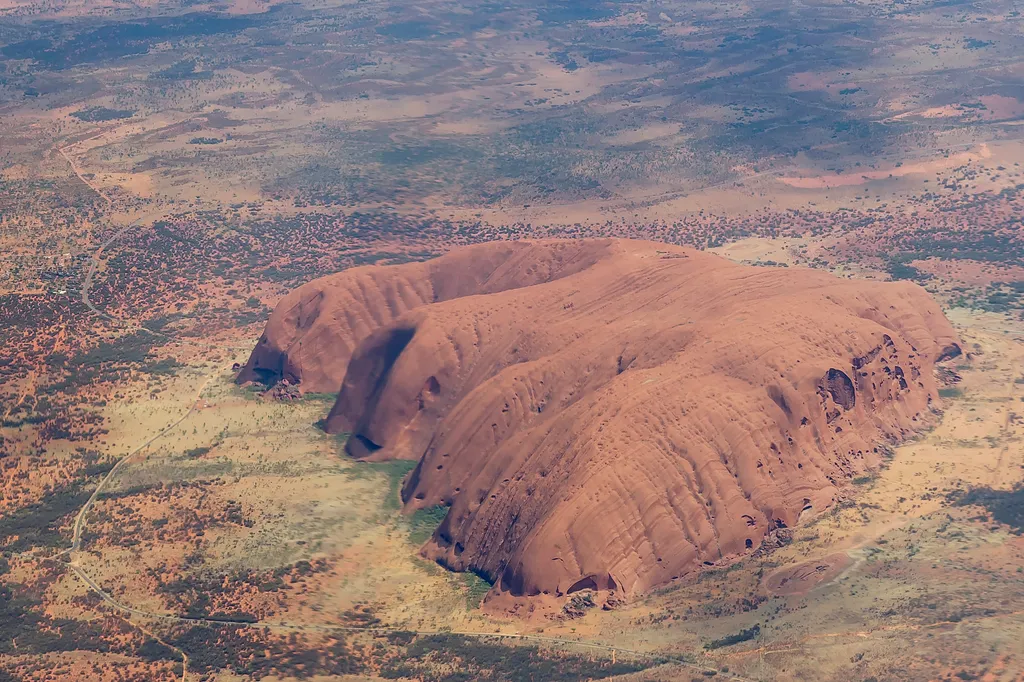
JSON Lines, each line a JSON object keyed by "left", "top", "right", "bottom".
{"left": 952, "top": 486, "right": 1024, "bottom": 534}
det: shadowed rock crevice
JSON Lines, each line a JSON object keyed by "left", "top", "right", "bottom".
{"left": 825, "top": 368, "right": 856, "bottom": 410}
{"left": 938, "top": 343, "right": 963, "bottom": 362}
{"left": 330, "top": 325, "right": 416, "bottom": 460}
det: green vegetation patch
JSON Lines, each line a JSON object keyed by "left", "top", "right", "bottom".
{"left": 70, "top": 106, "right": 135, "bottom": 122}
{"left": 964, "top": 37, "right": 994, "bottom": 50}
{"left": 41, "top": 329, "right": 167, "bottom": 394}
{"left": 151, "top": 59, "right": 212, "bottom": 81}
{"left": 2, "top": 11, "right": 263, "bottom": 69}
{"left": 169, "top": 623, "right": 359, "bottom": 677}
{"left": 0, "top": 482, "right": 92, "bottom": 552}
{"left": 950, "top": 282, "right": 1024, "bottom": 315}
{"left": 380, "top": 633, "right": 651, "bottom": 681}
{"left": 460, "top": 571, "right": 492, "bottom": 609}
{"left": 886, "top": 257, "right": 929, "bottom": 282}
{"left": 704, "top": 624, "right": 761, "bottom": 650}
{"left": 141, "top": 356, "right": 184, "bottom": 375}
{"left": 302, "top": 392, "right": 338, "bottom": 403}
{"left": 0, "top": 569, "right": 142, "bottom": 657}
{"left": 160, "top": 622, "right": 649, "bottom": 681}
{"left": 376, "top": 20, "right": 438, "bottom": 40}
{"left": 953, "top": 486, "right": 1024, "bottom": 534}
{"left": 408, "top": 504, "right": 447, "bottom": 545}
{"left": 536, "top": 0, "right": 619, "bottom": 24}
{"left": 346, "top": 459, "right": 417, "bottom": 511}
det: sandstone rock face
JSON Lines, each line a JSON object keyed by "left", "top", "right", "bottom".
{"left": 240, "top": 239, "right": 961, "bottom": 600}
{"left": 238, "top": 241, "right": 609, "bottom": 392}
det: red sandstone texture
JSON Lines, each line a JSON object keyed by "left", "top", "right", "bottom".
{"left": 240, "top": 239, "right": 961, "bottom": 600}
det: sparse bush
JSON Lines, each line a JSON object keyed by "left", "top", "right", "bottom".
{"left": 704, "top": 624, "right": 761, "bottom": 650}
{"left": 952, "top": 486, "right": 1023, "bottom": 533}
{"left": 70, "top": 107, "right": 134, "bottom": 122}
{"left": 409, "top": 504, "right": 447, "bottom": 545}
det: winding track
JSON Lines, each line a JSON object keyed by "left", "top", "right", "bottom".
{"left": 60, "top": 371, "right": 217, "bottom": 556}
{"left": 41, "top": 144, "right": 752, "bottom": 682}
{"left": 80, "top": 218, "right": 251, "bottom": 351}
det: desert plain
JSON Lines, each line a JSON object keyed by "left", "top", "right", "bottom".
{"left": 1, "top": 0, "right": 1023, "bottom": 680}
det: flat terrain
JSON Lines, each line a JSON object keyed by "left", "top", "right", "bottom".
{"left": 1, "top": 0, "right": 1022, "bottom": 679}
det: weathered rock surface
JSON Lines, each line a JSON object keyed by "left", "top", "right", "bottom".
{"left": 240, "top": 239, "right": 961, "bottom": 601}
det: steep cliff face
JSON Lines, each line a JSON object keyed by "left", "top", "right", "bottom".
{"left": 241, "top": 239, "right": 961, "bottom": 600}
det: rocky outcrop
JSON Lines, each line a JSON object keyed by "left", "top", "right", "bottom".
{"left": 240, "top": 239, "right": 961, "bottom": 602}
{"left": 237, "top": 240, "right": 611, "bottom": 392}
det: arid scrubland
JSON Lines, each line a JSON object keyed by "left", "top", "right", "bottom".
{"left": 1, "top": 0, "right": 1022, "bottom": 679}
